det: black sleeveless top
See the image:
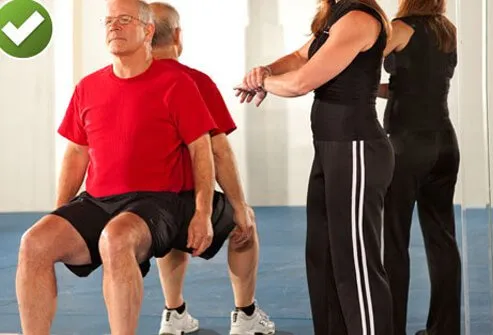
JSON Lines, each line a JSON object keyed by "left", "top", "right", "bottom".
{"left": 383, "top": 15, "right": 457, "bottom": 133}
{"left": 308, "top": 0, "right": 387, "bottom": 141}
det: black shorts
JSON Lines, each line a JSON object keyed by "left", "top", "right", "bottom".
{"left": 52, "top": 191, "right": 182, "bottom": 278}
{"left": 173, "top": 190, "right": 236, "bottom": 260}
{"left": 52, "top": 190, "right": 236, "bottom": 278}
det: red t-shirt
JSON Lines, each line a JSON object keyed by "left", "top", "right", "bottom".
{"left": 58, "top": 59, "right": 217, "bottom": 197}
{"left": 158, "top": 59, "right": 237, "bottom": 191}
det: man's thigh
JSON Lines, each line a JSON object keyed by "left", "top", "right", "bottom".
{"left": 51, "top": 192, "right": 112, "bottom": 277}
{"left": 121, "top": 191, "right": 183, "bottom": 275}
{"left": 172, "top": 190, "right": 236, "bottom": 260}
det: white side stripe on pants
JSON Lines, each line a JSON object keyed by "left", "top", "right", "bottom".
{"left": 351, "top": 140, "right": 375, "bottom": 335}
{"left": 351, "top": 141, "right": 366, "bottom": 335}
{"left": 358, "top": 141, "right": 375, "bottom": 335}
{"left": 381, "top": 209, "right": 385, "bottom": 264}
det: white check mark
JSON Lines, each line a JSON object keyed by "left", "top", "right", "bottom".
{"left": 1, "top": 11, "right": 45, "bottom": 46}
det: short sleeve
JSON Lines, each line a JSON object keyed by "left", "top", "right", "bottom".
{"left": 166, "top": 74, "right": 218, "bottom": 145}
{"left": 194, "top": 73, "right": 236, "bottom": 135}
{"left": 57, "top": 85, "right": 88, "bottom": 145}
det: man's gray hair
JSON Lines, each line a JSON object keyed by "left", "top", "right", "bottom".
{"left": 138, "top": 0, "right": 153, "bottom": 24}
{"left": 150, "top": 2, "right": 180, "bottom": 47}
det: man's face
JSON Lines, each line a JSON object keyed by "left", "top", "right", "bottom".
{"left": 105, "top": 0, "right": 150, "bottom": 56}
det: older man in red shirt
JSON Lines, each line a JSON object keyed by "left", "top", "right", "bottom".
{"left": 149, "top": 3, "right": 275, "bottom": 335}
{"left": 15, "top": 1, "right": 217, "bottom": 335}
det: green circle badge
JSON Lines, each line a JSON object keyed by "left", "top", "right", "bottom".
{"left": 0, "top": 0, "right": 53, "bottom": 58}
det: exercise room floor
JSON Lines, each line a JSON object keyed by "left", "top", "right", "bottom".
{"left": 1, "top": 207, "right": 492, "bottom": 334}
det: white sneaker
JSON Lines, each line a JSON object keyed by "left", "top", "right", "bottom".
{"left": 230, "top": 302, "right": 275, "bottom": 335}
{"left": 158, "top": 306, "right": 199, "bottom": 335}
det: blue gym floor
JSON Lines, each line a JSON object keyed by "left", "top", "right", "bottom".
{"left": 1, "top": 207, "right": 493, "bottom": 334}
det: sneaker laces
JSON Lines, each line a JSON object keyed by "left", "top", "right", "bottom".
{"left": 256, "top": 308, "right": 271, "bottom": 321}
{"left": 251, "top": 300, "right": 270, "bottom": 320}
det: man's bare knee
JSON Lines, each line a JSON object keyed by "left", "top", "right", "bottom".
{"left": 229, "top": 232, "right": 257, "bottom": 253}
{"left": 99, "top": 212, "right": 152, "bottom": 264}
{"left": 229, "top": 224, "right": 259, "bottom": 253}
{"left": 19, "top": 215, "right": 89, "bottom": 265}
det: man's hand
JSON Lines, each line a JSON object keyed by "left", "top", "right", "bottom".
{"left": 187, "top": 211, "right": 214, "bottom": 257}
{"left": 230, "top": 205, "right": 255, "bottom": 246}
{"left": 234, "top": 85, "right": 268, "bottom": 107}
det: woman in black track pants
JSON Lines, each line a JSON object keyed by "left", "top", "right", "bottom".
{"left": 378, "top": 1, "right": 461, "bottom": 334}
{"left": 235, "top": 0, "right": 394, "bottom": 334}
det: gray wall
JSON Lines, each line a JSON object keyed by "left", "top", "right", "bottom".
{"left": 0, "top": 0, "right": 56, "bottom": 211}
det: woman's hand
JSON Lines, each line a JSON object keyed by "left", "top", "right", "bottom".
{"left": 243, "top": 66, "right": 272, "bottom": 91}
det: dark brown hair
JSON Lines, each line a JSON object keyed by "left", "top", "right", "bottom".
{"left": 397, "top": 0, "right": 457, "bottom": 52}
{"left": 310, "top": 0, "right": 391, "bottom": 38}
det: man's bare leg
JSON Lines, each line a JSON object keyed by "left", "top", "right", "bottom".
{"left": 16, "top": 215, "right": 91, "bottom": 335}
{"left": 99, "top": 212, "right": 152, "bottom": 335}
{"left": 228, "top": 226, "right": 275, "bottom": 335}
{"left": 157, "top": 249, "right": 199, "bottom": 335}
{"left": 156, "top": 227, "right": 260, "bottom": 308}
{"left": 157, "top": 249, "right": 189, "bottom": 309}
{"left": 228, "top": 226, "right": 259, "bottom": 308}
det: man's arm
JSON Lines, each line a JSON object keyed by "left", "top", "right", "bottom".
{"left": 211, "top": 134, "right": 254, "bottom": 245}
{"left": 56, "top": 84, "right": 89, "bottom": 208}
{"left": 168, "top": 72, "right": 218, "bottom": 256}
{"left": 186, "top": 132, "right": 216, "bottom": 256}
{"left": 191, "top": 73, "right": 244, "bottom": 209}
{"left": 187, "top": 133, "right": 215, "bottom": 217}
{"left": 211, "top": 134, "right": 246, "bottom": 211}
{"left": 55, "top": 142, "right": 89, "bottom": 208}
{"left": 191, "top": 71, "right": 254, "bottom": 244}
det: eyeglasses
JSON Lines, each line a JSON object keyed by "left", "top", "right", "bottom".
{"left": 104, "top": 14, "right": 146, "bottom": 27}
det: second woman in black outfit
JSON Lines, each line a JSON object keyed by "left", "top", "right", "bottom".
{"left": 379, "top": 0, "right": 461, "bottom": 334}
{"left": 236, "top": 0, "right": 394, "bottom": 334}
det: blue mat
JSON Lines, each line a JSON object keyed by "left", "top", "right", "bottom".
{"left": 0, "top": 207, "right": 492, "bottom": 334}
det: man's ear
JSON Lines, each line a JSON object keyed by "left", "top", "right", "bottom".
{"left": 145, "top": 23, "right": 156, "bottom": 42}
{"left": 173, "top": 27, "right": 182, "bottom": 44}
